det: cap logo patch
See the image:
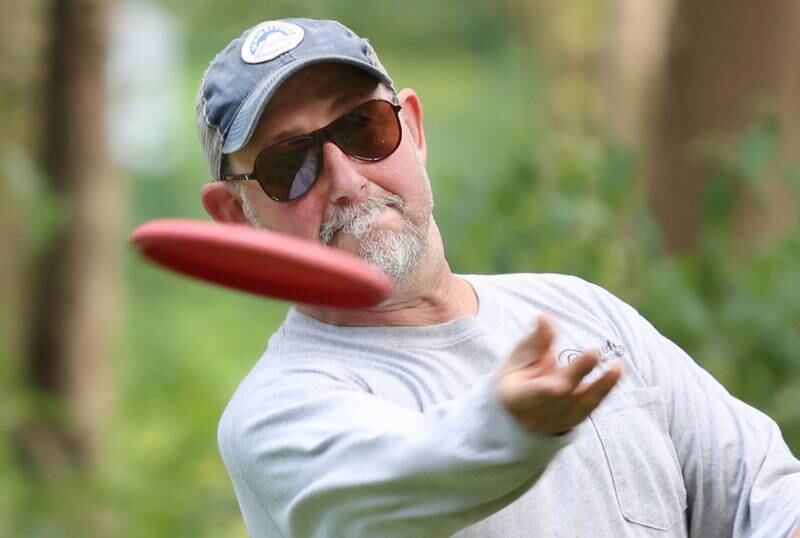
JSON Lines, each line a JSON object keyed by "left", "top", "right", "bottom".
{"left": 241, "top": 21, "right": 304, "bottom": 64}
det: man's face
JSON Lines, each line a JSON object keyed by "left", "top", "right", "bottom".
{"left": 224, "top": 64, "right": 434, "bottom": 281}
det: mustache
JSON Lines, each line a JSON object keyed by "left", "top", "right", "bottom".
{"left": 319, "top": 194, "right": 406, "bottom": 245}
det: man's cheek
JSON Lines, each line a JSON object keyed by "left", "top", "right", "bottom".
{"left": 281, "top": 202, "right": 326, "bottom": 240}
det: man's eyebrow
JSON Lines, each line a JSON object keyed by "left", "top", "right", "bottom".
{"left": 261, "top": 86, "right": 382, "bottom": 147}
{"left": 330, "top": 92, "right": 361, "bottom": 110}
{"left": 263, "top": 99, "right": 360, "bottom": 146}
{"left": 267, "top": 127, "right": 303, "bottom": 146}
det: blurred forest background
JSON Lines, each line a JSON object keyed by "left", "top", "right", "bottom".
{"left": 2, "top": 0, "right": 800, "bottom": 536}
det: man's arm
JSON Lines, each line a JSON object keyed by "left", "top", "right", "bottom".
{"left": 583, "top": 281, "right": 800, "bottom": 537}
{"left": 220, "top": 319, "right": 619, "bottom": 538}
{"left": 656, "top": 335, "right": 800, "bottom": 537}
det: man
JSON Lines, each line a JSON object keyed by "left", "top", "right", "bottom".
{"left": 196, "top": 18, "right": 800, "bottom": 537}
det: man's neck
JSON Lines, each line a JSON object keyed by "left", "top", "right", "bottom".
{"left": 297, "top": 229, "right": 478, "bottom": 327}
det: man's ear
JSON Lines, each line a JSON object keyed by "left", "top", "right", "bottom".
{"left": 396, "top": 88, "right": 427, "bottom": 166}
{"left": 201, "top": 182, "right": 250, "bottom": 224}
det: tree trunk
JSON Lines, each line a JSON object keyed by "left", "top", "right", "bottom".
{"left": 648, "top": 0, "right": 800, "bottom": 252}
{"left": 602, "top": 0, "right": 675, "bottom": 146}
{"left": 501, "top": 0, "right": 606, "bottom": 148}
{"left": 23, "top": 0, "right": 120, "bottom": 468}
{"left": 0, "top": 0, "right": 45, "bottom": 363}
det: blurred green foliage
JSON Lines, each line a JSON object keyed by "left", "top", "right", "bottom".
{"left": 1, "top": 0, "right": 798, "bottom": 536}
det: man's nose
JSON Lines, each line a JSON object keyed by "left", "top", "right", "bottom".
{"left": 320, "top": 141, "right": 368, "bottom": 204}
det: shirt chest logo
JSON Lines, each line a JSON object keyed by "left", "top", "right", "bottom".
{"left": 558, "top": 340, "right": 626, "bottom": 366}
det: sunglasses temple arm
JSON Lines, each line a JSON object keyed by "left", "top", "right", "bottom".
{"left": 219, "top": 173, "right": 253, "bottom": 183}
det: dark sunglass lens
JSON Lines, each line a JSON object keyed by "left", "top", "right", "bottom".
{"left": 285, "top": 151, "right": 319, "bottom": 200}
{"left": 332, "top": 100, "right": 401, "bottom": 160}
{"left": 254, "top": 138, "right": 318, "bottom": 201}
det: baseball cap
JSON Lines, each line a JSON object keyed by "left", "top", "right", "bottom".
{"left": 195, "top": 18, "right": 395, "bottom": 180}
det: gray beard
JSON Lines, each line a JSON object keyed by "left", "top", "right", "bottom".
{"left": 319, "top": 194, "right": 427, "bottom": 282}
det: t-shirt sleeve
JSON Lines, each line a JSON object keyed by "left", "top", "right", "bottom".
{"left": 582, "top": 280, "right": 800, "bottom": 537}
{"left": 218, "top": 372, "right": 569, "bottom": 538}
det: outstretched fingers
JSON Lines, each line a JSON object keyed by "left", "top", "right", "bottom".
{"left": 561, "top": 351, "right": 600, "bottom": 388}
{"left": 570, "top": 360, "right": 624, "bottom": 416}
{"left": 504, "top": 316, "right": 556, "bottom": 373}
{"left": 513, "top": 354, "right": 624, "bottom": 430}
{"left": 497, "top": 317, "right": 625, "bottom": 434}
{"left": 512, "top": 350, "right": 599, "bottom": 407}
{"left": 531, "top": 316, "right": 555, "bottom": 356}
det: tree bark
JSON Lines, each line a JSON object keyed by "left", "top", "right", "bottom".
{"left": 23, "top": 0, "right": 120, "bottom": 468}
{"left": 0, "top": 0, "right": 45, "bottom": 363}
{"left": 648, "top": 0, "right": 800, "bottom": 252}
{"left": 602, "top": 0, "right": 675, "bottom": 146}
{"left": 501, "top": 0, "right": 606, "bottom": 146}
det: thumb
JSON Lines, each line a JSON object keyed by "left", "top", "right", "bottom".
{"left": 503, "top": 315, "right": 555, "bottom": 371}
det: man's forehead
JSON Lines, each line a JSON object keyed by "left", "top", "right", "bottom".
{"left": 270, "top": 63, "right": 382, "bottom": 110}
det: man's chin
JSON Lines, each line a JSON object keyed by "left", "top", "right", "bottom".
{"left": 319, "top": 204, "right": 428, "bottom": 281}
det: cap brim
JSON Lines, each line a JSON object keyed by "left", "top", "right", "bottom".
{"left": 222, "top": 57, "right": 394, "bottom": 155}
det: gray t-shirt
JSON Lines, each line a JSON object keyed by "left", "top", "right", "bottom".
{"left": 218, "top": 273, "right": 800, "bottom": 537}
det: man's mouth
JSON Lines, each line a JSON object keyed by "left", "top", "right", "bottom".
{"left": 319, "top": 194, "right": 405, "bottom": 245}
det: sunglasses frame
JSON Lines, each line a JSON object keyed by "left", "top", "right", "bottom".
{"left": 220, "top": 99, "right": 403, "bottom": 202}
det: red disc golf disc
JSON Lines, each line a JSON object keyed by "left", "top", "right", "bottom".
{"left": 130, "top": 219, "right": 393, "bottom": 308}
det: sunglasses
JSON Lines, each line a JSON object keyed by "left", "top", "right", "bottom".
{"left": 221, "top": 99, "right": 403, "bottom": 202}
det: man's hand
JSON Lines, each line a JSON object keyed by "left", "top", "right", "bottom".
{"left": 496, "top": 316, "right": 623, "bottom": 435}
